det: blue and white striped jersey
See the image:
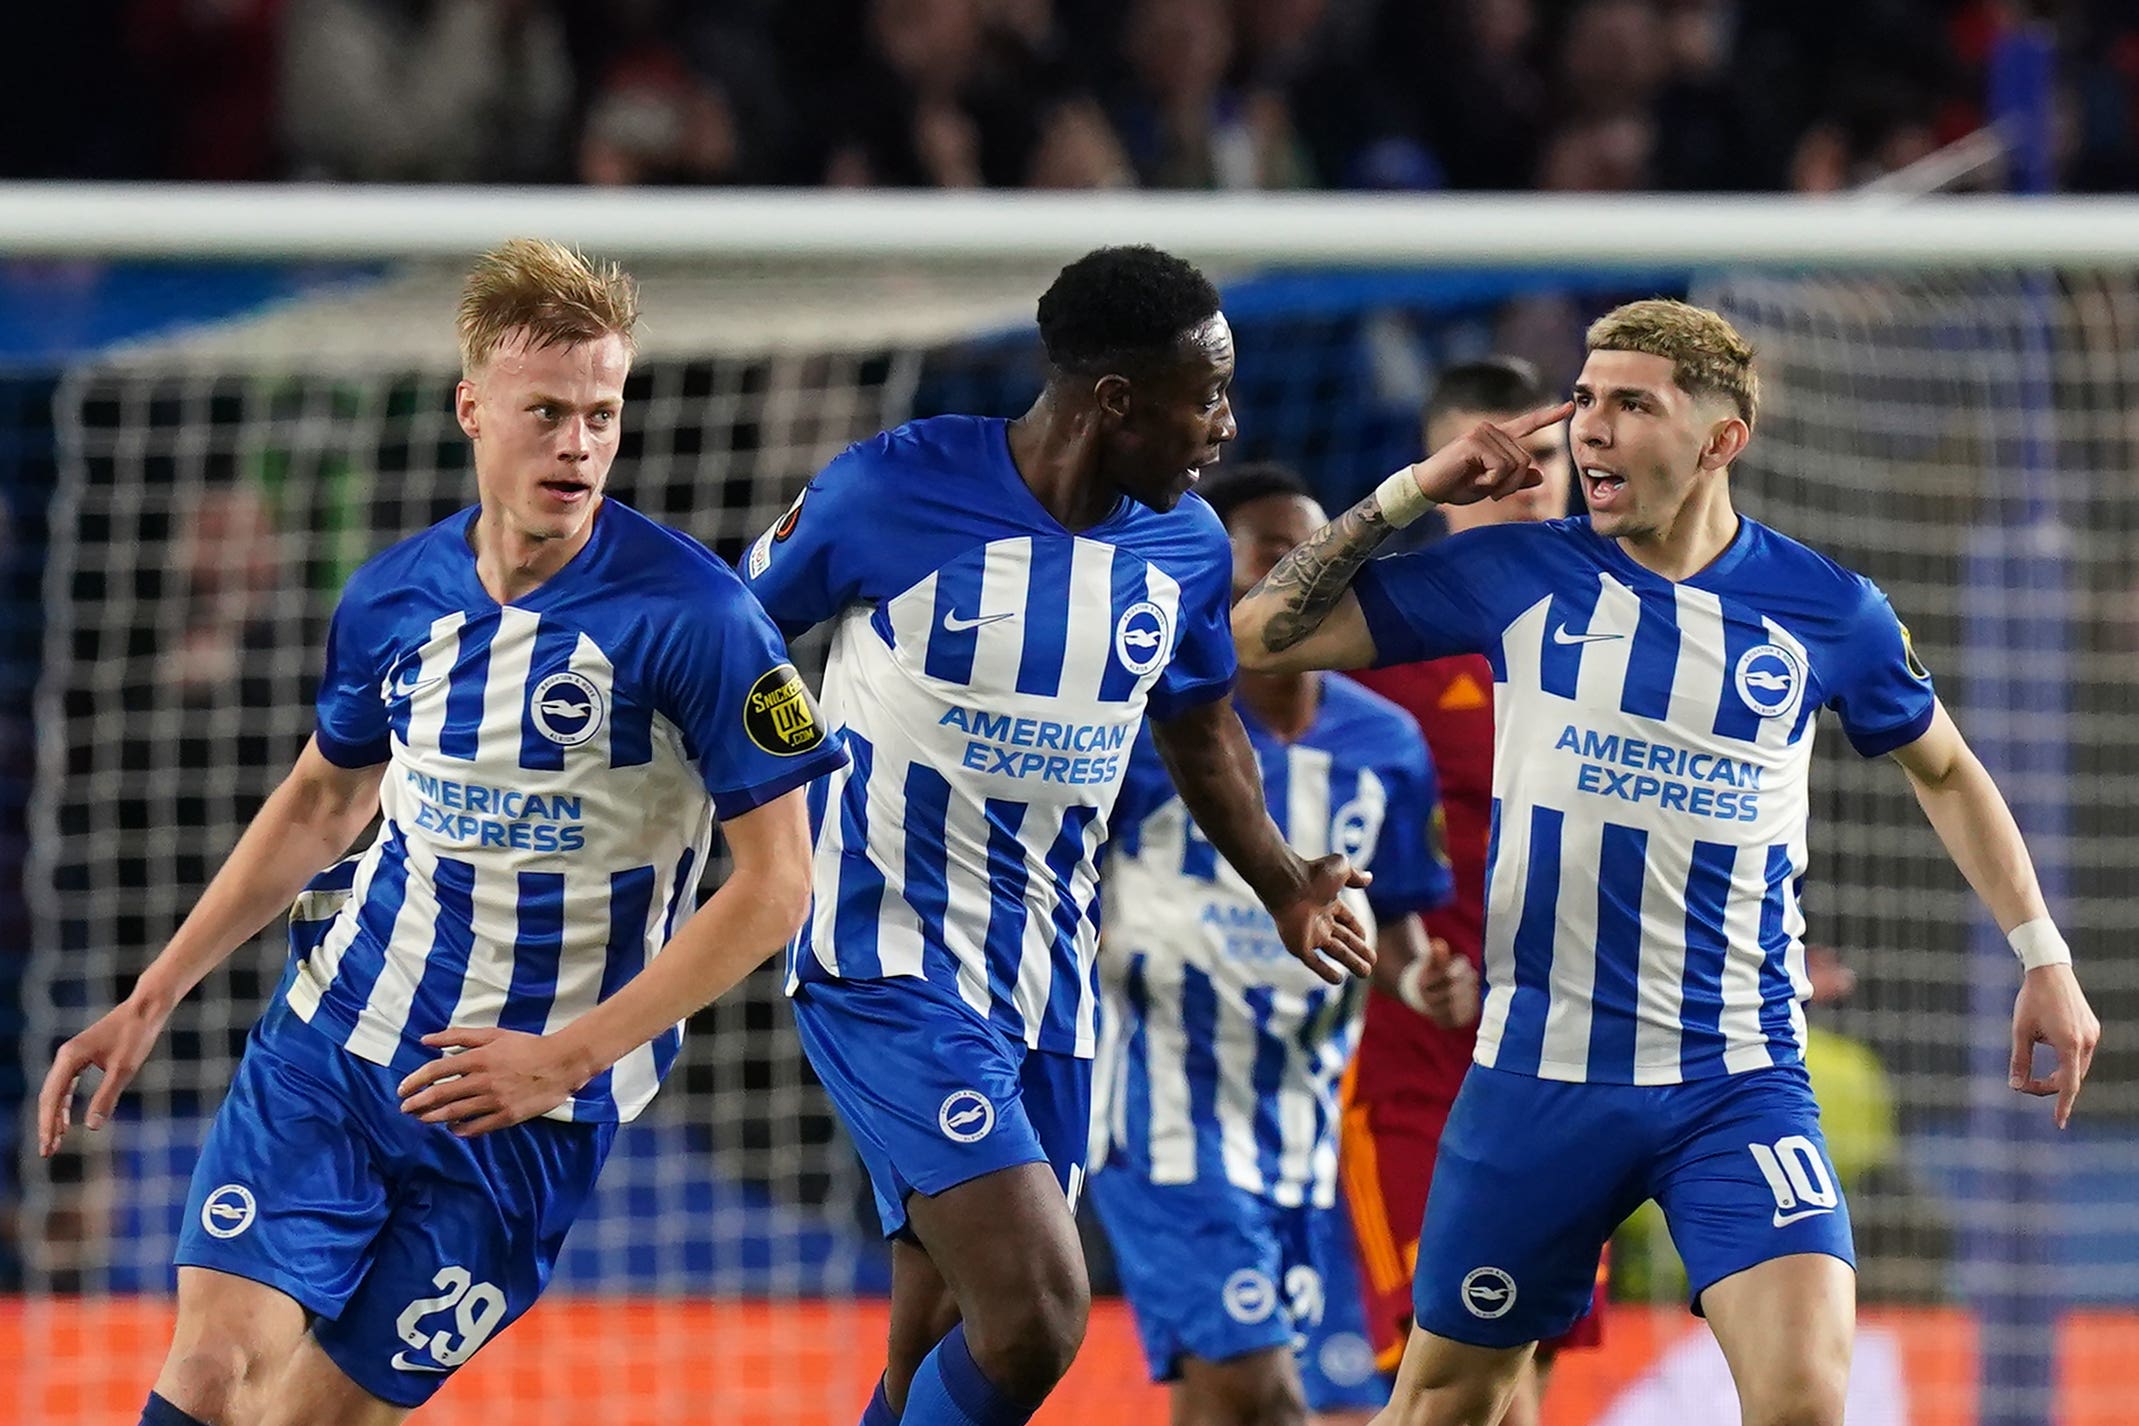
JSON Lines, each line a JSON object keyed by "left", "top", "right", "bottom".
{"left": 1093, "top": 678, "right": 1453, "bottom": 1206}
{"left": 739, "top": 415, "right": 1237, "bottom": 1058}
{"left": 1354, "top": 516, "right": 1936, "bottom": 1085}
{"left": 295, "top": 500, "right": 847, "bottom": 1123}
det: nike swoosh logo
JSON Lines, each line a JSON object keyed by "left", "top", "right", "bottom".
{"left": 390, "top": 1352, "right": 450, "bottom": 1373}
{"left": 1773, "top": 1206, "right": 1835, "bottom": 1228}
{"left": 388, "top": 676, "right": 447, "bottom": 703}
{"left": 943, "top": 610, "right": 1015, "bottom": 633}
{"left": 1552, "top": 624, "right": 1624, "bottom": 645}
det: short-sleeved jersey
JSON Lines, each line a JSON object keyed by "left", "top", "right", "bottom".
{"left": 1344, "top": 654, "right": 1496, "bottom": 1106}
{"left": 1353, "top": 516, "right": 1935, "bottom": 1085}
{"left": 1093, "top": 677, "right": 1454, "bottom": 1207}
{"left": 294, "top": 499, "right": 847, "bottom": 1122}
{"left": 739, "top": 414, "right": 1236, "bottom": 1058}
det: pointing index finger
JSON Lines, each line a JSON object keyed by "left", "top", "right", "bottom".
{"left": 1499, "top": 400, "right": 1576, "bottom": 439}
{"left": 2056, "top": 1069, "right": 2081, "bottom": 1129}
{"left": 37, "top": 1072, "right": 78, "bottom": 1156}
{"left": 2056, "top": 1035, "right": 2089, "bottom": 1127}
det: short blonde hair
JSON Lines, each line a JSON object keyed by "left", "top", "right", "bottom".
{"left": 457, "top": 238, "right": 640, "bottom": 376}
{"left": 1586, "top": 298, "right": 1759, "bottom": 428}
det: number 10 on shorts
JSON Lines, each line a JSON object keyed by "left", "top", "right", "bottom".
{"left": 1747, "top": 1135, "right": 1838, "bottom": 1224}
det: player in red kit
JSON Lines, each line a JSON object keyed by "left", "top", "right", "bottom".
{"left": 1339, "top": 359, "right": 1599, "bottom": 1426}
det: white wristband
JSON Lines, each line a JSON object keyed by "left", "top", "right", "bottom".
{"left": 1396, "top": 957, "right": 1432, "bottom": 1016}
{"left": 2008, "top": 917, "right": 2073, "bottom": 972}
{"left": 1374, "top": 466, "right": 1438, "bottom": 529}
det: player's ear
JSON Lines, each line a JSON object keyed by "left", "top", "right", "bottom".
{"left": 1700, "top": 413, "right": 1749, "bottom": 471}
{"left": 455, "top": 378, "right": 481, "bottom": 440}
{"left": 1093, "top": 373, "right": 1133, "bottom": 424}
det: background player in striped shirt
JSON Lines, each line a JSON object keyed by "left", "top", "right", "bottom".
{"left": 1090, "top": 463, "right": 1456, "bottom": 1426}
{"left": 37, "top": 240, "right": 846, "bottom": 1426}
{"left": 740, "top": 248, "right": 1374, "bottom": 1426}
{"left": 1232, "top": 299, "right": 2101, "bottom": 1426}
{"left": 1340, "top": 359, "right": 1601, "bottom": 1426}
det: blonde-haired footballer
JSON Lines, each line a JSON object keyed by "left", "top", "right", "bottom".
{"left": 1232, "top": 298, "right": 2100, "bottom": 1426}
{"left": 39, "top": 239, "right": 846, "bottom": 1426}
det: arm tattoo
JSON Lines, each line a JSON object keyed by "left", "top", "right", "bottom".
{"left": 1248, "top": 494, "right": 1395, "bottom": 653}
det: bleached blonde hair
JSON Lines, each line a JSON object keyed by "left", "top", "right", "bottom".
{"left": 1586, "top": 298, "right": 1759, "bottom": 428}
{"left": 457, "top": 238, "right": 640, "bottom": 377}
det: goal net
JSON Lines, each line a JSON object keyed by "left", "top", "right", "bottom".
{"left": 1690, "top": 266, "right": 2139, "bottom": 1426}
{"left": 12, "top": 208, "right": 2139, "bottom": 1426}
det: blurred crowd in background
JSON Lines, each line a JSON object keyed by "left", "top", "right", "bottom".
{"left": 11, "top": 0, "right": 2139, "bottom": 193}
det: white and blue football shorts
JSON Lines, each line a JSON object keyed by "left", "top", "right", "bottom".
{"left": 791, "top": 973, "right": 1090, "bottom": 1240}
{"left": 1091, "top": 1170, "right": 1389, "bottom": 1412}
{"left": 1413, "top": 1062, "right": 1853, "bottom": 1349}
{"left": 175, "top": 992, "right": 615, "bottom": 1407}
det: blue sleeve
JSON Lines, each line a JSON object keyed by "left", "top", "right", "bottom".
{"left": 1352, "top": 527, "right": 1515, "bottom": 667}
{"left": 1145, "top": 511, "right": 1238, "bottom": 724}
{"left": 1106, "top": 724, "right": 1178, "bottom": 848}
{"left": 655, "top": 587, "right": 850, "bottom": 821}
{"left": 314, "top": 596, "right": 391, "bottom": 768}
{"left": 1825, "top": 581, "right": 1937, "bottom": 758}
{"left": 736, "top": 443, "right": 876, "bottom": 640}
{"left": 1362, "top": 729, "right": 1456, "bottom": 921}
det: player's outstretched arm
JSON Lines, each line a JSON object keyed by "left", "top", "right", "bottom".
{"left": 398, "top": 785, "right": 816, "bottom": 1135}
{"left": 37, "top": 738, "right": 384, "bottom": 1156}
{"left": 1150, "top": 697, "right": 1375, "bottom": 984}
{"left": 1892, "top": 701, "right": 2102, "bottom": 1128}
{"left": 1229, "top": 494, "right": 1388, "bottom": 675}
{"left": 1232, "top": 401, "right": 1572, "bottom": 675}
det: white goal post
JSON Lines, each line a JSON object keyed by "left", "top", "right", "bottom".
{"left": 4, "top": 184, "right": 2139, "bottom": 264}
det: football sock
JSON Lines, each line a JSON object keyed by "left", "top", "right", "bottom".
{"left": 140, "top": 1392, "right": 212, "bottom": 1426}
{"left": 897, "top": 1324, "right": 1036, "bottom": 1426}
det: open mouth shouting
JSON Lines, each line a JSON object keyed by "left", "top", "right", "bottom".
{"left": 1582, "top": 465, "right": 1627, "bottom": 511}
{"left": 1183, "top": 446, "right": 1224, "bottom": 486}
{"left": 539, "top": 475, "right": 594, "bottom": 507}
